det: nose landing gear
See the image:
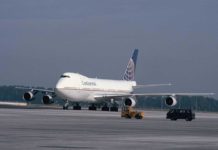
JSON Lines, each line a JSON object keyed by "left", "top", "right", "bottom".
{"left": 63, "top": 101, "right": 69, "bottom": 110}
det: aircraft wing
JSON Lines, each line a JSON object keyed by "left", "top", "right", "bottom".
{"left": 132, "top": 93, "right": 215, "bottom": 97}
{"left": 95, "top": 92, "right": 215, "bottom": 100}
{"left": 133, "top": 83, "right": 172, "bottom": 89}
{"left": 16, "top": 87, "right": 54, "bottom": 93}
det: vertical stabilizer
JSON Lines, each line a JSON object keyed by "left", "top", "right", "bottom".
{"left": 123, "top": 49, "right": 139, "bottom": 81}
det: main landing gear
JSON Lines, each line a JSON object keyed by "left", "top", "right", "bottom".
{"left": 89, "top": 104, "right": 97, "bottom": 111}
{"left": 101, "top": 104, "right": 118, "bottom": 112}
{"left": 102, "top": 104, "right": 109, "bottom": 111}
{"left": 73, "top": 103, "right": 81, "bottom": 110}
{"left": 110, "top": 106, "right": 118, "bottom": 112}
{"left": 62, "top": 101, "right": 118, "bottom": 112}
{"left": 63, "top": 101, "right": 82, "bottom": 110}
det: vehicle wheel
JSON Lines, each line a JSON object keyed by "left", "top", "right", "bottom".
{"left": 135, "top": 114, "right": 143, "bottom": 119}
{"left": 126, "top": 114, "right": 132, "bottom": 119}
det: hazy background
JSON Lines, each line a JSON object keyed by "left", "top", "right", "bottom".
{"left": 0, "top": 0, "right": 217, "bottom": 96}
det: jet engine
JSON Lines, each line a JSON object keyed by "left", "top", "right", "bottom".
{"left": 124, "top": 97, "right": 136, "bottom": 107}
{"left": 165, "top": 96, "right": 177, "bottom": 106}
{"left": 23, "top": 91, "right": 34, "bottom": 101}
{"left": 42, "top": 95, "right": 54, "bottom": 104}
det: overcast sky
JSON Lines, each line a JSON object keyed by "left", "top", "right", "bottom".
{"left": 0, "top": 0, "right": 218, "bottom": 96}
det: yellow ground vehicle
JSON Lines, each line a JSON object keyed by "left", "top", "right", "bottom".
{"left": 121, "top": 106, "right": 144, "bottom": 119}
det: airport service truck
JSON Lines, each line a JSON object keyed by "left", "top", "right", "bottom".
{"left": 121, "top": 106, "right": 144, "bottom": 119}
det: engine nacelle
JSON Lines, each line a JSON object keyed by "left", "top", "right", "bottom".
{"left": 42, "top": 95, "right": 54, "bottom": 104}
{"left": 23, "top": 91, "right": 34, "bottom": 101}
{"left": 124, "top": 97, "right": 136, "bottom": 107}
{"left": 165, "top": 96, "right": 177, "bottom": 106}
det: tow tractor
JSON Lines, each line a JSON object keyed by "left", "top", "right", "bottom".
{"left": 121, "top": 106, "right": 144, "bottom": 119}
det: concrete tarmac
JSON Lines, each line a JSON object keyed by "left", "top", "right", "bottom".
{"left": 0, "top": 108, "right": 218, "bottom": 150}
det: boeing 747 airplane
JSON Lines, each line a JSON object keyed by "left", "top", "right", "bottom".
{"left": 17, "top": 49, "right": 214, "bottom": 111}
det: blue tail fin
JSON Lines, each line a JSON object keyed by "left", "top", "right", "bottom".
{"left": 123, "top": 49, "right": 139, "bottom": 81}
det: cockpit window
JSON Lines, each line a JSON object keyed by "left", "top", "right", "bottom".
{"left": 60, "top": 75, "right": 70, "bottom": 78}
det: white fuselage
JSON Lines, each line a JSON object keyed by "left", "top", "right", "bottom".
{"left": 55, "top": 72, "right": 136, "bottom": 102}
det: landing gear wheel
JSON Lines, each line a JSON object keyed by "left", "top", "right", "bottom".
{"left": 73, "top": 105, "right": 81, "bottom": 110}
{"left": 89, "top": 104, "right": 97, "bottom": 111}
{"left": 102, "top": 106, "right": 109, "bottom": 111}
{"left": 63, "top": 105, "right": 69, "bottom": 110}
{"left": 110, "top": 107, "right": 118, "bottom": 112}
{"left": 73, "top": 103, "right": 81, "bottom": 110}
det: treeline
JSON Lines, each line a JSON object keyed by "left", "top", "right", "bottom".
{"left": 136, "top": 96, "right": 218, "bottom": 112}
{"left": 0, "top": 85, "right": 217, "bottom": 112}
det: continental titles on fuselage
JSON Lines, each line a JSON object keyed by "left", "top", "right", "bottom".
{"left": 82, "top": 81, "right": 97, "bottom": 86}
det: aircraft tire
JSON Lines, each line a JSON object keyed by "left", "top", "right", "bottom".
{"left": 102, "top": 106, "right": 109, "bottom": 111}
{"left": 110, "top": 107, "right": 118, "bottom": 112}
{"left": 73, "top": 105, "right": 81, "bottom": 110}
{"left": 89, "top": 105, "right": 97, "bottom": 111}
{"left": 63, "top": 105, "right": 69, "bottom": 110}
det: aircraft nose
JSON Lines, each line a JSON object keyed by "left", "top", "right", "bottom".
{"left": 55, "top": 79, "right": 64, "bottom": 89}
{"left": 55, "top": 80, "right": 64, "bottom": 95}
{"left": 55, "top": 81, "right": 64, "bottom": 97}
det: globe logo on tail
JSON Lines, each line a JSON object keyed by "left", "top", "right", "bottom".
{"left": 123, "top": 58, "right": 135, "bottom": 81}
{"left": 123, "top": 49, "right": 138, "bottom": 81}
